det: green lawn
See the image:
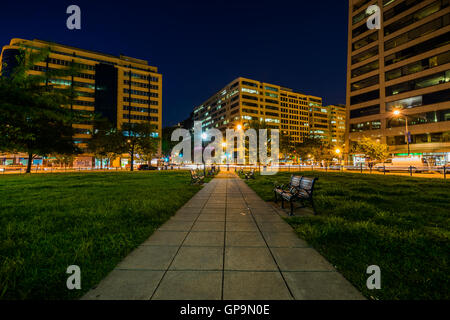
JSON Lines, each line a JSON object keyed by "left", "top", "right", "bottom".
{"left": 0, "top": 171, "right": 203, "bottom": 300}
{"left": 244, "top": 171, "right": 450, "bottom": 300}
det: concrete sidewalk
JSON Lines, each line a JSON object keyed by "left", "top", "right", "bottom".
{"left": 83, "top": 171, "right": 364, "bottom": 300}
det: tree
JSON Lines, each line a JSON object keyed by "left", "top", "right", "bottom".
{"left": 0, "top": 46, "right": 91, "bottom": 173}
{"left": 280, "top": 134, "right": 294, "bottom": 161}
{"left": 53, "top": 154, "right": 75, "bottom": 168}
{"left": 121, "top": 122, "right": 160, "bottom": 171}
{"left": 88, "top": 119, "right": 127, "bottom": 168}
{"left": 161, "top": 126, "right": 179, "bottom": 159}
{"left": 352, "top": 137, "right": 390, "bottom": 162}
{"left": 246, "top": 119, "right": 272, "bottom": 164}
{"left": 295, "top": 137, "right": 334, "bottom": 164}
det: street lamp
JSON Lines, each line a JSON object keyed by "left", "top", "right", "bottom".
{"left": 393, "top": 109, "right": 410, "bottom": 156}
{"left": 335, "top": 148, "right": 342, "bottom": 167}
{"left": 201, "top": 132, "right": 207, "bottom": 176}
{"left": 235, "top": 124, "right": 243, "bottom": 168}
{"left": 222, "top": 141, "right": 227, "bottom": 169}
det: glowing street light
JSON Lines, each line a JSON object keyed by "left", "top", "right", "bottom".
{"left": 335, "top": 148, "right": 342, "bottom": 166}
{"left": 236, "top": 124, "right": 243, "bottom": 131}
{"left": 393, "top": 109, "right": 410, "bottom": 155}
{"left": 201, "top": 132, "right": 207, "bottom": 140}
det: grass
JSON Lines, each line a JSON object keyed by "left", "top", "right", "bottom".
{"left": 244, "top": 171, "right": 450, "bottom": 300}
{"left": 0, "top": 171, "right": 204, "bottom": 300}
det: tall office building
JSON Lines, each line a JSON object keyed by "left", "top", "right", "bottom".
{"left": 309, "top": 105, "right": 330, "bottom": 141}
{"left": 346, "top": 0, "right": 450, "bottom": 165}
{"left": 192, "top": 77, "right": 323, "bottom": 146}
{"left": 0, "top": 38, "right": 162, "bottom": 167}
{"left": 327, "top": 104, "right": 347, "bottom": 146}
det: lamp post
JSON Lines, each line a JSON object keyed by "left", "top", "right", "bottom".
{"left": 335, "top": 148, "right": 342, "bottom": 167}
{"left": 393, "top": 109, "right": 410, "bottom": 156}
{"left": 222, "top": 141, "right": 227, "bottom": 170}
{"left": 201, "top": 132, "right": 207, "bottom": 176}
{"left": 236, "top": 124, "right": 243, "bottom": 169}
{"left": 127, "top": 139, "right": 133, "bottom": 171}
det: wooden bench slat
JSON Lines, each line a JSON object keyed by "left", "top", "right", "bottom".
{"left": 273, "top": 175, "right": 318, "bottom": 216}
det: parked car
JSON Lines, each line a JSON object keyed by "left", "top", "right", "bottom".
{"left": 374, "top": 157, "right": 430, "bottom": 173}
{"left": 137, "top": 164, "right": 158, "bottom": 171}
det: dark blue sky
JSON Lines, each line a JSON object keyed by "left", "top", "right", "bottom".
{"left": 0, "top": 0, "right": 349, "bottom": 127}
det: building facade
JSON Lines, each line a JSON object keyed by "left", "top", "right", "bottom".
{"left": 346, "top": 0, "right": 450, "bottom": 165}
{"left": 192, "top": 77, "right": 323, "bottom": 146}
{"left": 0, "top": 38, "right": 162, "bottom": 167}
{"left": 327, "top": 104, "right": 347, "bottom": 146}
{"left": 309, "top": 105, "right": 330, "bottom": 141}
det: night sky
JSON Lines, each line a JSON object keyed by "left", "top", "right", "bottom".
{"left": 0, "top": 0, "right": 349, "bottom": 127}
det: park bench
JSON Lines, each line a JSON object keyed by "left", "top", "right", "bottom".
{"left": 273, "top": 175, "right": 318, "bottom": 216}
{"left": 190, "top": 170, "right": 205, "bottom": 184}
{"left": 244, "top": 168, "right": 255, "bottom": 180}
{"left": 207, "top": 165, "right": 220, "bottom": 177}
{"left": 274, "top": 175, "right": 302, "bottom": 202}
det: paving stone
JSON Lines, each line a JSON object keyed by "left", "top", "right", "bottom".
{"left": 226, "top": 221, "right": 259, "bottom": 232}
{"left": 183, "top": 202, "right": 206, "bottom": 208}
{"left": 184, "top": 231, "right": 224, "bottom": 247}
{"left": 191, "top": 221, "right": 225, "bottom": 231}
{"left": 247, "top": 203, "right": 272, "bottom": 209}
{"left": 159, "top": 220, "right": 195, "bottom": 231}
{"left": 226, "top": 208, "right": 250, "bottom": 214}
{"left": 207, "top": 201, "right": 226, "bottom": 206}
{"left": 152, "top": 271, "right": 222, "bottom": 300}
{"left": 141, "top": 231, "right": 187, "bottom": 246}
{"left": 82, "top": 270, "right": 164, "bottom": 300}
{"left": 225, "top": 247, "right": 278, "bottom": 271}
{"left": 262, "top": 232, "right": 309, "bottom": 248}
{"left": 227, "top": 204, "right": 248, "bottom": 209}
{"left": 197, "top": 214, "right": 226, "bottom": 222}
{"left": 202, "top": 208, "right": 226, "bottom": 214}
{"left": 271, "top": 248, "right": 335, "bottom": 271}
{"left": 170, "top": 246, "right": 223, "bottom": 270}
{"left": 223, "top": 271, "right": 292, "bottom": 300}
{"left": 176, "top": 208, "right": 203, "bottom": 214}
{"left": 226, "top": 214, "right": 254, "bottom": 222}
{"left": 116, "top": 246, "right": 178, "bottom": 270}
{"left": 253, "top": 215, "right": 283, "bottom": 223}
{"left": 257, "top": 222, "right": 293, "bottom": 232}
{"left": 170, "top": 214, "right": 199, "bottom": 221}
{"left": 226, "top": 231, "right": 265, "bottom": 247}
{"left": 283, "top": 272, "right": 365, "bottom": 300}
{"left": 204, "top": 204, "right": 226, "bottom": 210}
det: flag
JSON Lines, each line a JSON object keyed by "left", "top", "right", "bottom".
{"left": 405, "top": 131, "right": 412, "bottom": 143}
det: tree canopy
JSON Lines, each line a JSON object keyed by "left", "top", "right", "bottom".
{"left": 295, "top": 137, "right": 334, "bottom": 163}
{"left": 0, "top": 46, "right": 92, "bottom": 172}
{"left": 352, "top": 137, "right": 390, "bottom": 162}
{"left": 122, "top": 122, "right": 160, "bottom": 171}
